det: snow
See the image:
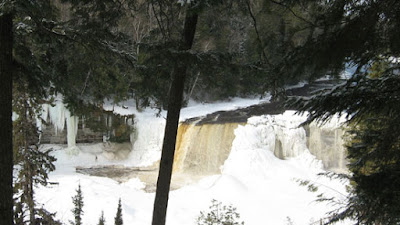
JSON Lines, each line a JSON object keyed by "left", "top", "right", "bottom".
{"left": 177, "top": 0, "right": 193, "bottom": 6}
{"left": 35, "top": 98, "right": 351, "bottom": 225}
{"left": 103, "top": 97, "right": 268, "bottom": 121}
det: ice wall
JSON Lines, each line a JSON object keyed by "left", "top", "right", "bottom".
{"left": 129, "top": 117, "right": 166, "bottom": 166}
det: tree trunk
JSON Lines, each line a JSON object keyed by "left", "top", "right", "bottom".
{"left": 151, "top": 9, "right": 198, "bottom": 225}
{"left": 0, "top": 13, "right": 14, "bottom": 225}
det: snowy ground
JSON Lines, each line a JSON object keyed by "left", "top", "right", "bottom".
{"left": 35, "top": 97, "right": 351, "bottom": 225}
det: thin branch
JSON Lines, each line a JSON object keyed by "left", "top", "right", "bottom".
{"left": 151, "top": 2, "right": 167, "bottom": 39}
{"left": 80, "top": 69, "right": 91, "bottom": 96}
{"left": 268, "top": 0, "right": 316, "bottom": 26}
{"left": 245, "top": 0, "right": 272, "bottom": 67}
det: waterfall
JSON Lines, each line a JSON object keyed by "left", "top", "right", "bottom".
{"left": 168, "top": 111, "right": 346, "bottom": 177}
{"left": 306, "top": 123, "right": 347, "bottom": 173}
{"left": 173, "top": 123, "right": 242, "bottom": 174}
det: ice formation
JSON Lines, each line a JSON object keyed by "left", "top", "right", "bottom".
{"left": 128, "top": 110, "right": 346, "bottom": 175}
{"left": 65, "top": 110, "right": 80, "bottom": 154}
{"left": 40, "top": 96, "right": 80, "bottom": 152}
{"left": 47, "top": 99, "right": 66, "bottom": 135}
{"left": 222, "top": 111, "right": 324, "bottom": 183}
{"left": 128, "top": 116, "right": 166, "bottom": 166}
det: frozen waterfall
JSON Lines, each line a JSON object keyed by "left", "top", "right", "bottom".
{"left": 128, "top": 110, "right": 347, "bottom": 175}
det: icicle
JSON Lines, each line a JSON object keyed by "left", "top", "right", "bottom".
{"left": 108, "top": 115, "right": 113, "bottom": 128}
{"left": 41, "top": 103, "right": 49, "bottom": 123}
{"left": 65, "top": 111, "right": 78, "bottom": 147}
{"left": 81, "top": 116, "right": 85, "bottom": 130}
{"left": 45, "top": 94, "right": 81, "bottom": 154}
{"left": 48, "top": 99, "right": 66, "bottom": 135}
{"left": 65, "top": 110, "right": 80, "bottom": 155}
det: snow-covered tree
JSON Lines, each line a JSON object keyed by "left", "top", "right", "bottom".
{"left": 98, "top": 211, "right": 106, "bottom": 225}
{"left": 12, "top": 78, "right": 59, "bottom": 225}
{"left": 197, "top": 199, "right": 244, "bottom": 225}
{"left": 114, "top": 199, "right": 123, "bottom": 225}
{"left": 70, "top": 184, "right": 84, "bottom": 225}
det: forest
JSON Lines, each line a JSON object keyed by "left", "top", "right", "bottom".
{"left": 1, "top": 0, "right": 400, "bottom": 224}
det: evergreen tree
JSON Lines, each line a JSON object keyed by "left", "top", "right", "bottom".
{"left": 35, "top": 208, "right": 63, "bottom": 225}
{"left": 0, "top": 9, "right": 14, "bottom": 225}
{"left": 0, "top": 1, "right": 136, "bottom": 222}
{"left": 281, "top": 0, "right": 400, "bottom": 81}
{"left": 197, "top": 199, "right": 244, "bottom": 225}
{"left": 12, "top": 77, "right": 59, "bottom": 224}
{"left": 71, "top": 184, "right": 84, "bottom": 225}
{"left": 114, "top": 199, "right": 123, "bottom": 225}
{"left": 288, "top": 1, "right": 400, "bottom": 224}
{"left": 293, "top": 64, "right": 400, "bottom": 225}
{"left": 98, "top": 211, "right": 106, "bottom": 225}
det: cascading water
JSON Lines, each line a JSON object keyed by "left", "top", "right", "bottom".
{"left": 148, "top": 110, "right": 347, "bottom": 177}
{"left": 306, "top": 122, "right": 347, "bottom": 173}
{"left": 39, "top": 97, "right": 347, "bottom": 180}
{"left": 173, "top": 122, "right": 242, "bottom": 174}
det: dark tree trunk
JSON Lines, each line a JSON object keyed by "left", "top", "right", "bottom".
{"left": 0, "top": 13, "right": 14, "bottom": 225}
{"left": 151, "top": 10, "right": 198, "bottom": 225}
